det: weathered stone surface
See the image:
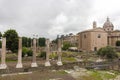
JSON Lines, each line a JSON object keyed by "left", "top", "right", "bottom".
{"left": 0, "top": 38, "right": 7, "bottom": 69}
{"left": 57, "top": 39, "right": 63, "bottom": 66}
{"left": 0, "top": 64, "right": 7, "bottom": 69}
{"left": 31, "top": 38, "right": 38, "bottom": 67}
{"left": 57, "top": 61, "right": 62, "bottom": 66}
{"left": 31, "top": 62, "right": 38, "bottom": 67}
{"left": 16, "top": 63, "right": 23, "bottom": 68}
{"left": 45, "top": 61, "right": 51, "bottom": 66}
{"left": 45, "top": 39, "right": 51, "bottom": 66}
{"left": 16, "top": 37, "right": 23, "bottom": 68}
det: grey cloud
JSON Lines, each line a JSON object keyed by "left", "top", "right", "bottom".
{"left": 0, "top": 0, "right": 94, "bottom": 39}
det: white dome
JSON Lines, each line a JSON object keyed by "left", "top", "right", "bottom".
{"left": 103, "top": 17, "right": 114, "bottom": 31}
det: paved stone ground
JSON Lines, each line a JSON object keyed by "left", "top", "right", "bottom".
{"left": 0, "top": 69, "right": 75, "bottom": 80}
{"left": 0, "top": 59, "right": 86, "bottom": 74}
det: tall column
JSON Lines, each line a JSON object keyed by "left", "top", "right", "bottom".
{"left": 0, "top": 38, "right": 7, "bottom": 69}
{"left": 16, "top": 37, "right": 23, "bottom": 68}
{"left": 31, "top": 38, "right": 38, "bottom": 67}
{"left": 45, "top": 39, "right": 51, "bottom": 66}
{"left": 57, "top": 39, "right": 63, "bottom": 66}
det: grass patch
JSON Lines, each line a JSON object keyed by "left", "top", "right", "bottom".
{"left": 77, "top": 70, "right": 119, "bottom": 80}
{"left": 49, "top": 52, "right": 57, "bottom": 59}
{"left": 6, "top": 59, "right": 17, "bottom": 62}
{"left": 89, "top": 70, "right": 102, "bottom": 80}
{"left": 102, "top": 72, "right": 115, "bottom": 79}
{"left": 0, "top": 59, "right": 17, "bottom": 62}
{"left": 0, "top": 53, "right": 17, "bottom": 62}
{"left": 62, "top": 57, "right": 76, "bottom": 62}
{"left": 117, "top": 52, "right": 120, "bottom": 57}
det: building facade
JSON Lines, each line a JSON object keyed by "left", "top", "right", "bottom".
{"left": 77, "top": 17, "right": 120, "bottom": 52}
{"left": 60, "top": 33, "right": 78, "bottom": 47}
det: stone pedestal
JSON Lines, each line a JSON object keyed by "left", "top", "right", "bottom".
{"left": 16, "top": 63, "right": 23, "bottom": 68}
{"left": 31, "top": 38, "right": 38, "bottom": 67}
{"left": 0, "top": 38, "right": 7, "bottom": 69}
{"left": 57, "top": 61, "right": 62, "bottom": 66}
{"left": 45, "top": 61, "right": 51, "bottom": 66}
{"left": 57, "top": 39, "right": 63, "bottom": 66}
{"left": 31, "top": 62, "right": 38, "bottom": 67}
{"left": 0, "top": 64, "right": 7, "bottom": 69}
{"left": 45, "top": 39, "right": 51, "bottom": 66}
{"left": 16, "top": 38, "right": 23, "bottom": 68}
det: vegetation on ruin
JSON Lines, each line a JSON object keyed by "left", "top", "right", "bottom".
{"left": 49, "top": 52, "right": 58, "bottom": 59}
{"left": 97, "top": 46, "right": 118, "bottom": 59}
{"left": 62, "top": 42, "right": 72, "bottom": 50}
{"left": 62, "top": 57, "right": 76, "bottom": 62}
{"left": 22, "top": 47, "right": 33, "bottom": 57}
{"left": 77, "top": 70, "right": 118, "bottom": 80}
{"left": 38, "top": 51, "right": 46, "bottom": 59}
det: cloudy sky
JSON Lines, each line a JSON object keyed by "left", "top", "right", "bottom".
{"left": 0, "top": 0, "right": 120, "bottom": 39}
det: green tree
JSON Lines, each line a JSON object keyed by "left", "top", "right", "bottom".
{"left": 0, "top": 32, "right": 2, "bottom": 39}
{"left": 38, "top": 37, "right": 45, "bottom": 47}
{"left": 97, "top": 46, "right": 118, "bottom": 59}
{"left": 0, "top": 41, "right": 1, "bottom": 48}
{"left": 27, "top": 38, "right": 32, "bottom": 47}
{"left": 22, "top": 47, "right": 33, "bottom": 57}
{"left": 22, "top": 37, "right": 27, "bottom": 47}
{"left": 62, "top": 42, "right": 72, "bottom": 50}
{"left": 3, "top": 29, "right": 18, "bottom": 53}
{"left": 116, "top": 40, "right": 120, "bottom": 46}
{"left": 22, "top": 37, "right": 32, "bottom": 47}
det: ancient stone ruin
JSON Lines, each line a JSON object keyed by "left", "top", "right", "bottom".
{"left": 0, "top": 37, "right": 63, "bottom": 69}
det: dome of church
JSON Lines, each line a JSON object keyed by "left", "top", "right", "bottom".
{"left": 103, "top": 17, "right": 114, "bottom": 31}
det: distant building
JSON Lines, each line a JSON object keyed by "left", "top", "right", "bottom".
{"left": 77, "top": 17, "right": 120, "bottom": 52}
{"left": 60, "top": 33, "right": 78, "bottom": 47}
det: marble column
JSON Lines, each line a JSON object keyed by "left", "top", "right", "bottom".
{"left": 0, "top": 38, "right": 7, "bottom": 69}
{"left": 16, "top": 37, "right": 23, "bottom": 68}
{"left": 45, "top": 39, "right": 51, "bottom": 66}
{"left": 31, "top": 38, "right": 38, "bottom": 67}
{"left": 57, "top": 39, "right": 63, "bottom": 66}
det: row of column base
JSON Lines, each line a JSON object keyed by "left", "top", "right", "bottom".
{"left": 45, "top": 61, "right": 51, "bottom": 66}
{"left": 0, "top": 61, "right": 63, "bottom": 69}
{"left": 16, "top": 63, "right": 23, "bottom": 68}
{"left": 57, "top": 61, "right": 63, "bottom": 66}
{"left": 0, "top": 64, "right": 7, "bottom": 69}
{"left": 31, "top": 62, "right": 38, "bottom": 67}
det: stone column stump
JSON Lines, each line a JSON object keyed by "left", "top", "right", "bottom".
{"left": 0, "top": 38, "right": 7, "bottom": 69}
{"left": 16, "top": 37, "right": 23, "bottom": 68}
{"left": 45, "top": 39, "right": 51, "bottom": 66}
{"left": 31, "top": 38, "right": 38, "bottom": 67}
{"left": 57, "top": 39, "right": 63, "bottom": 66}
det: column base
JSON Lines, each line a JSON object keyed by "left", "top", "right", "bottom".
{"left": 0, "top": 64, "right": 7, "bottom": 69}
{"left": 16, "top": 63, "right": 23, "bottom": 68}
{"left": 31, "top": 62, "right": 38, "bottom": 67}
{"left": 45, "top": 61, "right": 51, "bottom": 66}
{"left": 57, "top": 61, "right": 63, "bottom": 66}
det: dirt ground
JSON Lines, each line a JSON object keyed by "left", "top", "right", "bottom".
{"left": 0, "top": 70, "right": 75, "bottom": 80}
